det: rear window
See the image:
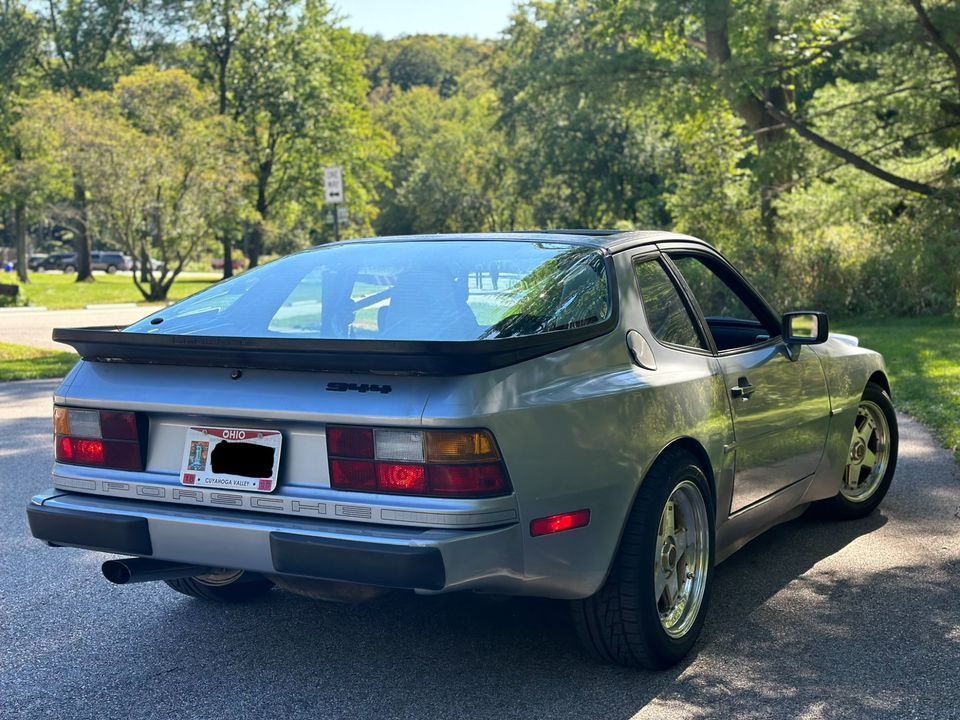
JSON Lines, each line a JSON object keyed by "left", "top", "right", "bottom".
{"left": 127, "top": 240, "right": 612, "bottom": 342}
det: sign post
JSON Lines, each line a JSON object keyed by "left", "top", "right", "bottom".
{"left": 324, "top": 166, "right": 344, "bottom": 242}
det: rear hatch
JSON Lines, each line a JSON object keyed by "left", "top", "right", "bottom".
{"left": 51, "top": 235, "right": 615, "bottom": 529}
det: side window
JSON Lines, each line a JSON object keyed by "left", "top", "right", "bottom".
{"left": 634, "top": 258, "right": 705, "bottom": 350}
{"left": 669, "top": 254, "right": 780, "bottom": 352}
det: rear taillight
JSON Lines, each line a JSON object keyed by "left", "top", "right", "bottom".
{"left": 327, "top": 426, "right": 511, "bottom": 498}
{"left": 54, "top": 406, "right": 143, "bottom": 471}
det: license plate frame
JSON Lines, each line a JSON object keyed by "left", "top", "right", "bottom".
{"left": 179, "top": 426, "right": 283, "bottom": 493}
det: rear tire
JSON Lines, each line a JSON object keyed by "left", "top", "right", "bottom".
{"left": 106, "top": 264, "right": 118, "bottom": 274}
{"left": 572, "top": 449, "right": 714, "bottom": 669}
{"left": 815, "top": 383, "right": 897, "bottom": 520}
{"left": 63, "top": 265, "right": 76, "bottom": 274}
{"left": 164, "top": 570, "right": 273, "bottom": 602}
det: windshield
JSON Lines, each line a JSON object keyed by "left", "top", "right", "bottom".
{"left": 127, "top": 239, "right": 612, "bottom": 342}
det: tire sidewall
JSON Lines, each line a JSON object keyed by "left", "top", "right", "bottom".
{"left": 834, "top": 383, "right": 898, "bottom": 514}
{"left": 627, "top": 455, "right": 716, "bottom": 665}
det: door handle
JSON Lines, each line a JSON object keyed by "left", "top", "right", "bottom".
{"left": 730, "top": 377, "right": 756, "bottom": 401}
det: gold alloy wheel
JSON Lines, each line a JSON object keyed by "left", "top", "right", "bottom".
{"left": 655, "top": 479, "right": 710, "bottom": 638}
{"left": 842, "top": 400, "right": 891, "bottom": 503}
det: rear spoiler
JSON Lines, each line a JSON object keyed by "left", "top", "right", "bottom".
{"left": 52, "top": 324, "right": 614, "bottom": 376}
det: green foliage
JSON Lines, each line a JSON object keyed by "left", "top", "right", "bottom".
{"left": 366, "top": 34, "right": 492, "bottom": 96}
{"left": 6, "top": 271, "right": 216, "bottom": 309}
{"left": 839, "top": 317, "right": 960, "bottom": 461}
{"left": 374, "top": 79, "right": 530, "bottom": 235}
{"left": 0, "top": 0, "right": 958, "bottom": 317}
{"left": 0, "top": 342, "right": 77, "bottom": 382}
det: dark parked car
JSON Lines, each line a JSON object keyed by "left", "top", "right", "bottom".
{"left": 91, "top": 251, "right": 133, "bottom": 273}
{"left": 27, "top": 254, "right": 48, "bottom": 271}
{"left": 40, "top": 253, "right": 77, "bottom": 272}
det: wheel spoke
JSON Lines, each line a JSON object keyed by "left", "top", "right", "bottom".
{"left": 663, "top": 569, "right": 679, "bottom": 608}
{"left": 659, "top": 501, "right": 675, "bottom": 543}
{"left": 861, "top": 448, "right": 877, "bottom": 469}
{"left": 844, "top": 462, "right": 861, "bottom": 488}
{"left": 673, "top": 527, "right": 688, "bottom": 559}
{"left": 655, "top": 565, "right": 669, "bottom": 601}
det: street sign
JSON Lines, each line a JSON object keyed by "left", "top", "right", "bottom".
{"left": 325, "top": 206, "right": 349, "bottom": 224}
{"left": 324, "top": 166, "right": 344, "bottom": 203}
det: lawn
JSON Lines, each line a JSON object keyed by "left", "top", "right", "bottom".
{"left": 837, "top": 316, "right": 960, "bottom": 461}
{"left": 0, "top": 342, "right": 77, "bottom": 382}
{"left": 0, "top": 272, "right": 218, "bottom": 310}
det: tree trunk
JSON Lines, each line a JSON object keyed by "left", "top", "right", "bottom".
{"left": 221, "top": 235, "right": 234, "bottom": 279}
{"left": 14, "top": 201, "right": 28, "bottom": 284}
{"left": 704, "top": 0, "right": 790, "bottom": 256}
{"left": 140, "top": 246, "right": 150, "bottom": 283}
{"left": 250, "top": 169, "right": 270, "bottom": 268}
{"left": 73, "top": 178, "right": 94, "bottom": 282}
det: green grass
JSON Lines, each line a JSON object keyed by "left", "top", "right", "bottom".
{"left": 1, "top": 272, "right": 218, "bottom": 310}
{"left": 837, "top": 316, "right": 960, "bottom": 460}
{"left": 0, "top": 342, "right": 77, "bottom": 381}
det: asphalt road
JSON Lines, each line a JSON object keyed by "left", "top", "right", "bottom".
{"left": 0, "top": 307, "right": 157, "bottom": 351}
{"left": 2, "top": 379, "right": 958, "bottom": 720}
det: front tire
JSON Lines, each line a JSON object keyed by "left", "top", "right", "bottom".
{"left": 816, "top": 383, "right": 898, "bottom": 519}
{"left": 572, "top": 449, "right": 714, "bottom": 669}
{"left": 164, "top": 570, "right": 273, "bottom": 602}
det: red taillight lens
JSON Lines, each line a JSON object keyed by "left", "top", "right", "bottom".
{"left": 428, "top": 464, "right": 508, "bottom": 496}
{"left": 330, "top": 459, "right": 377, "bottom": 491}
{"left": 377, "top": 463, "right": 427, "bottom": 493}
{"left": 100, "top": 411, "right": 139, "bottom": 440}
{"left": 54, "top": 407, "right": 143, "bottom": 471}
{"left": 327, "top": 427, "right": 374, "bottom": 459}
{"left": 57, "top": 437, "right": 104, "bottom": 464}
{"left": 530, "top": 510, "right": 591, "bottom": 537}
{"left": 57, "top": 435, "right": 75, "bottom": 462}
{"left": 326, "top": 425, "right": 511, "bottom": 497}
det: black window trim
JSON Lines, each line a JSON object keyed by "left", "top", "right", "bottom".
{"left": 659, "top": 246, "right": 784, "bottom": 358}
{"left": 630, "top": 252, "right": 716, "bottom": 357}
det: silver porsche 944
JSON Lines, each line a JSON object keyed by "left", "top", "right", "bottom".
{"left": 28, "top": 231, "right": 898, "bottom": 669}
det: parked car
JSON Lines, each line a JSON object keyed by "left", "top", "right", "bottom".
{"left": 39, "top": 252, "right": 77, "bottom": 272}
{"left": 211, "top": 256, "right": 246, "bottom": 271}
{"left": 27, "top": 254, "right": 48, "bottom": 271}
{"left": 132, "top": 256, "right": 165, "bottom": 273}
{"left": 91, "top": 251, "right": 133, "bottom": 273}
{"left": 29, "top": 231, "right": 898, "bottom": 669}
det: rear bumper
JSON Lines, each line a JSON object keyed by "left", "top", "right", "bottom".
{"left": 28, "top": 490, "right": 523, "bottom": 593}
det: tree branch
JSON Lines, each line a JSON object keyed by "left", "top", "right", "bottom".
{"left": 907, "top": 0, "right": 960, "bottom": 94}
{"left": 758, "top": 98, "right": 937, "bottom": 196}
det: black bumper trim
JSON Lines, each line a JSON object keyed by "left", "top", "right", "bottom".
{"left": 270, "top": 532, "right": 446, "bottom": 591}
{"left": 27, "top": 504, "right": 152, "bottom": 556}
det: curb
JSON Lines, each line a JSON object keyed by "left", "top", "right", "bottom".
{"left": 0, "top": 306, "right": 47, "bottom": 314}
{"left": 84, "top": 303, "right": 140, "bottom": 309}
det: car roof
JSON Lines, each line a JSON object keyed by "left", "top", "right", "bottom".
{"left": 319, "top": 230, "right": 713, "bottom": 254}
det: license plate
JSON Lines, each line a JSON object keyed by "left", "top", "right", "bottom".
{"left": 179, "top": 426, "right": 282, "bottom": 492}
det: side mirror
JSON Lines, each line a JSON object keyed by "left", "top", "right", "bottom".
{"left": 783, "top": 311, "right": 829, "bottom": 345}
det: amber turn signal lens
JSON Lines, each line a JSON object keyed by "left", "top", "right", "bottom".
{"left": 53, "top": 407, "right": 70, "bottom": 435}
{"left": 425, "top": 430, "right": 500, "bottom": 464}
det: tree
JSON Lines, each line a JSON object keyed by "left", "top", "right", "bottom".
{"left": 176, "top": 0, "right": 254, "bottom": 277}
{"left": 34, "top": 0, "right": 143, "bottom": 282}
{"left": 501, "top": 1, "right": 957, "bottom": 244}
{"left": 21, "top": 68, "right": 250, "bottom": 301}
{"left": 365, "top": 34, "right": 492, "bottom": 97}
{"left": 374, "top": 79, "right": 532, "bottom": 235}
{"left": 0, "top": 0, "right": 42, "bottom": 282}
{"left": 229, "top": 0, "right": 390, "bottom": 264}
